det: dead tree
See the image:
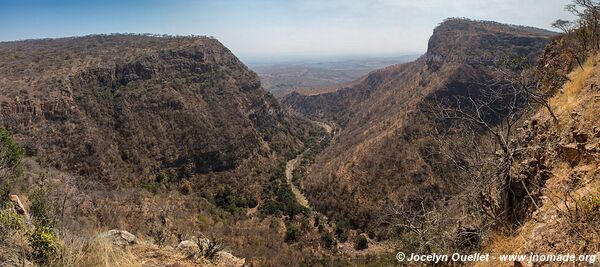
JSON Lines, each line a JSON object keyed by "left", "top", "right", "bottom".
{"left": 431, "top": 58, "right": 556, "bottom": 225}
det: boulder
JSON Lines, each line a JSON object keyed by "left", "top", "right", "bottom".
{"left": 214, "top": 251, "right": 245, "bottom": 267}
{"left": 176, "top": 240, "right": 200, "bottom": 255}
{"left": 97, "top": 230, "right": 137, "bottom": 247}
{"left": 9, "top": 195, "right": 31, "bottom": 228}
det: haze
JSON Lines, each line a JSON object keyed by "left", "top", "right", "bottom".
{"left": 0, "top": 0, "right": 576, "bottom": 61}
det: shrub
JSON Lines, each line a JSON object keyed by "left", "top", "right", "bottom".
{"left": 179, "top": 179, "right": 193, "bottom": 195}
{"left": 202, "top": 236, "right": 223, "bottom": 260}
{"left": 28, "top": 226, "right": 61, "bottom": 263}
{"left": 196, "top": 214, "right": 210, "bottom": 232}
{"left": 0, "top": 209, "right": 23, "bottom": 237}
{"left": 27, "top": 185, "right": 61, "bottom": 262}
{"left": 0, "top": 128, "right": 24, "bottom": 173}
{"left": 320, "top": 230, "right": 336, "bottom": 249}
{"left": 285, "top": 223, "right": 301, "bottom": 243}
{"left": 29, "top": 187, "right": 56, "bottom": 228}
{"left": 260, "top": 163, "right": 308, "bottom": 218}
{"left": 578, "top": 193, "right": 600, "bottom": 220}
{"left": 354, "top": 234, "right": 368, "bottom": 250}
{"left": 334, "top": 223, "right": 348, "bottom": 242}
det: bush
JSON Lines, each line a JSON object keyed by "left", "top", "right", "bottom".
{"left": 0, "top": 209, "right": 23, "bottom": 237}
{"left": 285, "top": 223, "right": 301, "bottom": 243}
{"left": 28, "top": 226, "right": 61, "bottom": 263}
{"left": 354, "top": 234, "right": 368, "bottom": 250}
{"left": 320, "top": 230, "right": 336, "bottom": 249}
{"left": 0, "top": 128, "right": 24, "bottom": 172}
{"left": 334, "top": 223, "right": 349, "bottom": 242}
{"left": 29, "top": 187, "right": 56, "bottom": 228}
{"left": 202, "top": 237, "right": 223, "bottom": 260}
{"left": 179, "top": 179, "right": 193, "bottom": 195}
{"left": 27, "top": 186, "right": 61, "bottom": 262}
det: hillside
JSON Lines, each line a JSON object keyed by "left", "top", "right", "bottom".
{"left": 0, "top": 34, "right": 330, "bottom": 266}
{"left": 478, "top": 47, "right": 600, "bottom": 265}
{"left": 0, "top": 34, "right": 313, "bottom": 185}
{"left": 2, "top": 18, "right": 596, "bottom": 267}
{"left": 282, "top": 18, "right": 555, "bottom": 241}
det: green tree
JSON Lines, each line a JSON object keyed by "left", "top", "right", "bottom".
{"left": 0, "top": 128, "right": 24, "bottom": 200}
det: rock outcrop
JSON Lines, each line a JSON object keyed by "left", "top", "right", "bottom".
{"left": 97, "top": 229, "right": 137, "bottom": 247}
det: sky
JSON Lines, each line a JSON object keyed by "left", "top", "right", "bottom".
{"left": 0, "top": 0, "right": 577, "bottom": 62}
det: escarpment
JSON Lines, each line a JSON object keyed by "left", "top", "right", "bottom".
{"left": 282, "top": 19, "right": 555, "bottom": 234}
{"left": 0, "top": 35, "right": 308, "bottom": 185}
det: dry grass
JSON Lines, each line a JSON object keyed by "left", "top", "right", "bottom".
{"left": 548, "top": 54, "right": 598, "bottom": 117}
{"left": 50, "top": 233, "right": 141, "bottom": 267}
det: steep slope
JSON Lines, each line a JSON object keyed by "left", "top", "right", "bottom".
{"left": 0, "top": 34, "right": 310, "bottom": 186}
{"left": 0, "top": 34, "right": 327, "bottom": 266}
{"left": 475, "top": 49, "right": 600, "bottom": 267}
{"left": 282, "top": 19, "right": 554, "bottom": 234}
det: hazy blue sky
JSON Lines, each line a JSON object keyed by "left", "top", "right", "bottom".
{"left": 0, "top": 0, "right": 576, "bottom": 60}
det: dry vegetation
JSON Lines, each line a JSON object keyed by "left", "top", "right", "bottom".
{"left": 284, "top": 14, "right": 599, "bottom": 265}
{"left": 0, "top": 34, "right": 341, "bottom": 266}
{"left": 2, "top": 4, "right": 600, "bottom": 265}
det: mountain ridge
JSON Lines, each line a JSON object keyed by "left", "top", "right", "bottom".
{"left": 282, "top": 18, "right": 554, "bottom": 236}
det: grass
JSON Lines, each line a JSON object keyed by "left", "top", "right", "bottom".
{"left": 52, "top": 234, "right": 141, "bottom": 267}
{"left": 548, "top": 54, "right": 598, "bottom": 117}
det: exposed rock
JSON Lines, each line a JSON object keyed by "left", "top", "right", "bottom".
{"left": 0, "top": 34, "right": 311, "bottom": 188}
{"left": 97, "top": 230, "right": 137, "bottom": 247}
{"left": 560, "top": 143, "right": 580, "bottom": 165}
{"left": 282, "top": 19, "right": 553, "bottom": 231}
{"left": 213, "top": 251, "right": 245, "bottom": 267}
{"left": 176, "top": 240, "right": 200, "bottom": 255}
{"left": 584, "top": 143, "right": 598, "bottom": 153}
{"left": 572, "top": 130, "right": 589, "bottom": 143}
{"left": 9, "top": 195, "right": 31, "bottom": 228}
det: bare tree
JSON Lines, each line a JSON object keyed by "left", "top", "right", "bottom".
{"left": 430, "top": 58, "right": 555, "bottom": 225}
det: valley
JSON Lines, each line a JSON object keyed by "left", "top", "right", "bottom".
{"left": 0, "top": 3, "right": 598, "bottom": 267}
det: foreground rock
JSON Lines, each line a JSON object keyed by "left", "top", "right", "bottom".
{"left": 96, "top": 229, "right": 137, "bottom": 247}
{"left": 213, "top": 251, "right": 245, "bottom": 267}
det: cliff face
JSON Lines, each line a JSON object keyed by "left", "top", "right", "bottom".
{"left": 282, "top": 19, "right": 554, "bottom": 232}
{"left": 0, "top": 35, "right": 306, "bottom": 185}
